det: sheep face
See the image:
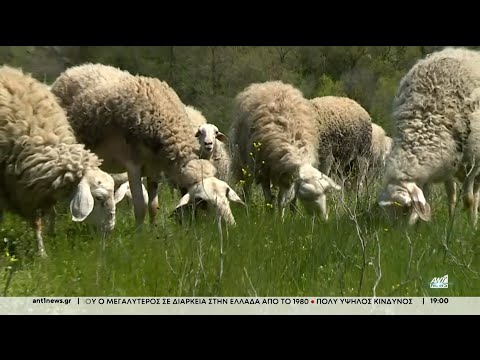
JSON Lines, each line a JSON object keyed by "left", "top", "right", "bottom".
{"left": 195, "top": 124, "right": 228, "bottom": 157}
{"left": 293, "top": 164, "right": 341, "bottom": 219}
{"left": 377, "top": 181, "right": 431, "bottom": 224}
{"left": 174, "top": 177, "right": 244, "bottom": 225}
{"left": 70, "top": 168, "right": 116, "bottom": 233}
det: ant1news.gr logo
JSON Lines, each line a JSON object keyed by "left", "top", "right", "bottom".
{"left": 430, "top": 275, "right": 448, "bottom": 289}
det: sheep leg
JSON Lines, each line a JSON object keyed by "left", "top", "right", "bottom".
{"left": 126, "top": 163, "right": 147, "bottom": 229}
{"left": 278, "top": 185, "right": 294, "bottom": 221}
{"left": 31, "top": 215, "right": 47, "bottom": 258}
{"left": 289, "top": 196, "right": 297, "bottom": 213}
{"left": 44, "top": 206, "right": 57, "bottom": 236}
{"left": 444, "top": 180, "right": 457, "bottom": 219}
{"left": 318, "top": 153, "right": 334, "bottom": 178}
{"left": 355, "top": 155, "right": 369, "bottom": 193}
{"left": 318, "top": 194, "right": 328, "bottom": 220}
{"left": 462, "top": 165, "right": 480, "bottom": 227}
{"left": 260, "top": 178, "right": 273, "bottom": 208}
{"left": 146, "top": 178, "right": 159, "bottom": 226}
{"left": 473, "top": 181, "right": 480, "bottom": 228}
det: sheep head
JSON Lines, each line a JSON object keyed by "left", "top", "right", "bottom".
{"left": 284, "top": 164, "right": 341, "bottom": 220}
{"left": 70, "top": 168, "right": 116, "bottom": 233}
{"left": 377, "top": 181, "right": 431, "bottom": 224}
{"left": 195, "top": 124, "right": 228, "bottom": 158}
{"left": 174, "top": 177, "right": 244, "bottom": 225}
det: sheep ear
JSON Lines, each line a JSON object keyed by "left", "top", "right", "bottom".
{"left": 406, "top": 183, "right": 431, "bottom": 221}
{"left": 412, "top": 200, "right": 431, "bottom": 221}
{"left": 226, "top": 186, "right": 245, "bottom": 205}
{"left": 319, "top": 174, "right": 341, "bottom": 191}
{"left": 114, "top": 182, "right": 129, "bottom": 204}
{"left": 175, "top": 193, "right": 191, "bottom": 209}
{"left": 70, "top": 179, "right": 94, "bottom": 222}
{"left": 216, "top": 132, "right": 229, "bottom": 143}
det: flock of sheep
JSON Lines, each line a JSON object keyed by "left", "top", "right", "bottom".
{"left": 1, "top": 46, "right": 479, "bottom": 257}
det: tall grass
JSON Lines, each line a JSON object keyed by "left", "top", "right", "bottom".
{"left": 1, "top": 178, "right": 479, "bottom": 297}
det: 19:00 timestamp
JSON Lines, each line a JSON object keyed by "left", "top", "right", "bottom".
{"left": 429, "top": 298, "right": 449, "bottom": 304}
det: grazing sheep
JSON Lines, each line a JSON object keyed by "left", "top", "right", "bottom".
{"left": 174, "top": 159, "right": 244, "bottom": 225}
{"left": 51, "top": 63, "right": 243, "bottom": 228}
{"left": 377, "top": 47, "right": 480, "bottom": 226}
{"left": 309, "top": 96, "right": 373, "bottom": 190}
{"left": 184, "top": 105, "right": 232, "bottom": 182}
{"left": 0, "top": 65, "right": 117, "bottom": 257}
{"left": 230, "top": 80, "right": 341, "bottom": 219}
{"left": 49, "top": 62, "right": 130, "bottom": 108}
{"left": 370, "top": 123, "right": 393, "bottom": 173}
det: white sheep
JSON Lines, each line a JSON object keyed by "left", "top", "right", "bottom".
{"left": 49, "top": 62, "right": 130, "bottom": 108}
{"left": 230, "top": 80, "right": 341, "bottom": 219}
{"left": 367, "top": 123, "right": 393, "bottom": 182}
{"left": 378, "top": 47, "right": 480, "bottom": 226}
{"left": 184, "top": 104, "right": 208, "bottom": 129}
{"left": 184, "top": 105, "right": 232, "bottom": 182}
{"left": 51, "top": 63, "right": 243, "bottom": 228}
{"left": 0, "top": 65, "right": 117, "bottom": 257}
{"left": 371, "top": 123, "right": 393, "bottom": 169}
{"left": 309, "top": 96, "right": 373, "bottom": 191}
{"left": 174, "top": 159, "right": 244, "bottom": 225}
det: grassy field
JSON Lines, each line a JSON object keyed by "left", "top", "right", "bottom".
{"left": 1, "top": 180, "right": 480, "bottom": 297}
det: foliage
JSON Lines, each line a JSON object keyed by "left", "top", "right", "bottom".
{"left": 0, "top": 45, "right": 444, "bottom": 131}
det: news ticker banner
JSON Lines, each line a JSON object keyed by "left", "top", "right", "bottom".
{"left": 0, "top": 297, "right": 477, "bottom": 315}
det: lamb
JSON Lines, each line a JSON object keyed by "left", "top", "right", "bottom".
{"left": 377, "top": 47, "right": 480, "bottom": 226}
{"left": 309, "top": 96, "right": 373, "bottom": 190}
{"left": 230, "top": 80, "right": 341, "bottom": 219}
{"left": 184, "top": 105, "right": 232, "bottom": 182}
{"left": 51, "top": 63, "right": 243, "bottom": 228}
{"left": 0, "top": 65, "right": 117, "bottom": 257}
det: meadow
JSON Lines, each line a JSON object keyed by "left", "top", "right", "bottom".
{"left": 1, "top": 177, "right": 479, "bottom": 298}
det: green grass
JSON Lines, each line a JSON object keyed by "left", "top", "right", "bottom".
{"left": 1, "top": 180, "right": 480, "bottom": 297}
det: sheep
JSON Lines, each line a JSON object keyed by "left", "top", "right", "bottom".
{"left": 184, "top": 105, "right": 208, "bottom": 129}
{"left": 49, "top": 62, "right": 130, "bottom": 109}
{"left": 51, "top": 63, "right": 243, "bottom": 228}
{"left": 184, "top": 105, "right": 232, "bottom": 182}
{"left": 309, "top": 96, "right": 373, "bottom": 191}
{"left": 370, "top": 123, "right": 393, "bottom": 170}
{"left": 377, "top": 47, "right": 480, "bottom": 226}
{"left": 0, "top": 65, "right": 117, "bottom": 257}
{"left": 174, "top": 159, "right": 244, "bottom": 225}
{"left": 230, "top": 80, "right": 341, "bottom": 219}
